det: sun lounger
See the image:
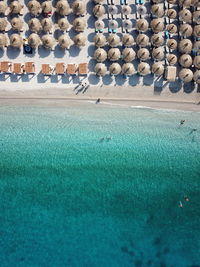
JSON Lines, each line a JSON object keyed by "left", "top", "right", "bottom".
{"left": 165, "top": 66, "right": 176, "bottom": 82}
{"left": 78, "top": 63, "right": 88, "bottom": 75}
{"left": 24, "top": 62, "right": 35, "bottom": 74}
{"left": 55, "top": 63, "right": 65, "bottom": 75}
{"left": 13, "top": 63, "right": 24, "bottom": 74}
{"left": 67, "top": 64, "right": 77, "bottom": 75}
{"left": 41, "top": 64, "right": 53, "bottom": 75}
{"left": 0, "top": 61, "right": 12, "bottom": 73}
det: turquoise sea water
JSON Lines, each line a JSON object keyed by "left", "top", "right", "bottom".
{"left": 0, "top": 103, "right": 200, "bottom": 267}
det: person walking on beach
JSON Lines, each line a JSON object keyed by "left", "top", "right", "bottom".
{"left": 96, "top": 98, "right": 100, "bottom": 104}
{"left": 180, "top": 120, "right": 185, "bottom": 125}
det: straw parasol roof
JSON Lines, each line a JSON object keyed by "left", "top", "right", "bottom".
{"left": 93, "top": 4, "right": 105, "bottom": 17}
{"left": 72, "top": 1, "right": 86, "bottom": 15}
{"left": 73, "top": 17, "right": 86, "bottom": 32}
{"left": 10, "top": 17, "right": 23, "bottom": 31}
{"left": 122, "top": 34, "right": 134, "bottom": 47}
{"left": 0, "top": 2, "right": 7, "bottom": 14}
{"left": 150, "top": 18, "right": 164, "bottom": 33}
{"left": 122, "top": 63, "right": 135, "bottom": 76}
{"left": 109, "top": 63, "right": 121, "bottom": 75}
{"left": 167, "top": 0, "right": 177, "bottom": 3}
{"left": 58, "top": 18, "right": 69, "bottom": 31}
{"left": 179, "top": 39, "right": 192, "bottom": 54}
{"left": 0, "top": 18, "right": 7, "bottom": 32}
{"left": 167, "top": 54, "right": 177, "bottom": 65}
{"left": 107, "top": 34, "right": 120, "bottom": 47}
{"left": 136, "top": 19, "right": 149, "bottom": 32}
{"left": 180, "top": 24, "right": 193, "bottom": 37}
{"left": 108, "top": 5, "right": 118, "bottom": 15}
{"left": 121, "top": 5, "right": 132, "bottom": 15}
{"left": 167, "top": 39, "right": 177, "bottom": 50}
{"left": 0, "top": 33, "right": 7, "bottom": 48}
{"left": 122, "top": 20, "right": 132, "bottom": 30}
{"left": 166, "top": 9, "right": 177, "bottom": 19}
{"left": 108, "top": 48, "right": 121, "bottom": 61}
{"left": 179, "top": 9, "right": 192, "bottom": 23}
{"left": 167, "top": 24, "right": 177, "bottom": 34}
{"left": 179, "top": 0, "right": 192, "bottom": 7}
{"left": 151, "top": 33, "right": 164, "bottom": 47}
{"left": 41, "top": 35, "right": 55, "bottom": 49}
{"left": 10, "top": 1, "right": 23, "bottom": 14}
{"left": 73, "top": 33, "right": 86, "bottom": 47}
{"left": 41, "top": 18, "right": 52, "bottom": 32}
{"left": 179, "top": 68, "right": 193, "bottom": 83}
{"left": 94, "top": 48, "right": 107, "bottom": 62}
{"left": 193, "top": 70, "right": 200, "bottom": 83}
{"left": 152, "top": 62, "right": 164, "bottom": 75}
{"left": 109, "top": 20, "right": 118, "bottom": 30}
{"left": 122, "top": 48, "right": 136, "bottom": 62}
{"left": 93, "top": 33, "right": 106, "bottom": 47}
{"left": 58, "top": 34, "right": 73, "bottom": 49}
{"left": 28, "top": 18, "right": 42, "bottom": 33}
{"left": 137, "top": 48, "right": 150, "bottom": 61}
{"left": 41, "top": 1, "right": 52, "bottom": 14}
{"left": 95, "top": 20, "right": 105, "bottom": 30}
{"left": 192, "top": 0, "right": 200, "bottom": 7}
{"left": 151, "top": 4, "right": 164, "bottom": 17}
{"left": 28, "top": 0, "right": 41, "bottom": 16}
{"left": 56, "top": 0, "right": 71, "bottom": 16}
{"left": 9, "top": 34, "right": 22, "bottom": 48}
{"left": 95, "top": 63, "right": 107, "bottom": 76}
{"left": 193, "top": 55, "right": 200, "bottom": 68}
{"left": 136, "top": 34, "right": 149, "bottom": 47}
{"left": 179, "top": 54, "right": 192, "bottom": 68}
{"left": 93, "top": 0, "right": 104, "bottom": 3}
{"left": 193, "top": 11, "right": 200, "bottom": 24}
{"left": 152, "top": 47, "right": 165, "bottom": 60}
{"left": 194, "top": 25, "right": 200, "bottom": 38}
{"left": 28, "top": 33, "right": 41, "bottom": 48}
{"left": 193, "top": 41, "right": 200, "bottom": 52}
{"left": 137, "top": 62, "right": 150, "bottom": 76}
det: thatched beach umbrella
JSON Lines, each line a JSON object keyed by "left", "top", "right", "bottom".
{"left": 28, "top": 18, "right": 42, "bottom": 33}
{"left": 179, "top": 68, "right": 193, "bottom": 83}
{"left": 108, "top": 20, "right": 118, "bottom": 30}
{"left": 152, "top": 0, "right": 163, "bottom": 3}
{"left": 93, "top": 33, "right": 106, "bottom": 47}
{"left": 0, "top": 2, "right": 7, "bottom": 14}
{"left": 73, "top": 17, "right": 86, "bottom": 32}
{"left": 137, "top": 48, "right": 150, "bottom": 61}
{"left": 151, "top": 33, "right": 164, "bottom": 47}
{"left": 58, "top": 18, "right": 69, "bottom": 31}
{"left": 180, "top": 24, "right": 193, "bottom": 37}
{"left": 121, "top": 5, "right": 132, "bottom": 16}
{"left": 193, "top": 70, "right": 200, "bottom": 83}
{"left": 152, "top": 47, "right": 165, "bottom": 60}
{"left": 95, "top": 63, "right": 107, "bottom": 76}
{"left": 167, "top": 0, "right": 177, "bottom": 3}
{"left": 122, "top": 48, "right": 136, "bottom": 62}
{"left": 93, "top": 0, "right": 104, "bottom": 3}
{"left": 28, "top": 0, "right": 41, "bottom": 16}
{"left": 136, "top": 34, "right": 149, "bottom": 47}
{"left": 73, "top": 33, "right": 86, "bottom": 47}
{"left": 122, "top": 34, "right": 134, "bottom": 47}
{"left": 41, "top": 1, "right": 52, "bottom": 14}
{"left": 72, "top": 1, "right": 86, "bottom": 16}
{"left": 58, "top": 34, "right": 73, "bottom": 49}
{"left": 108, "top": 5, "right": 118, "bottom": 15}
{"left": 56, "top": 0, "right": 71, "bottom": 16}
{"left": 194, "top": 25, "right": 200, "bottom": 38}
{"left": 108, "top": 48, "right": 121, "bottom": 61}
{"left": 166, "top": 9, "right": 177, "bottom": 19}
{"left": 193, "top": 11, "right": 200, "bottom": 24}
{"left": 179, "top": 0, "right": 191, "bottom": 7}
{"left": 41, "top": 18, "right": 52, "bottom": 32}
{"left": 10, "top": 17, "right": 23, "bottom": 31}
{"left": 193, "top": 56, "right": 200, "bottom": 68}
{"left": 28, "top": 33, "right": 41, "bottom": 48}
{"left": 137, "top": 62, "right": 150, "bottom": 76}
{"left": 179, "top": 54, "right": 192, "bottom": 68}
{"left": 151, "top": 4, "right": 164, "bottom": 18}
{"left": 167, "top": 39, "right": 177, "bottom": 50}
{"left": 192, "top": 0, "right": 200, "bottom": 7}
{"left": 41, "top": 35, "right": 55, "bottom": 49}
{"left": 122, "top": 20, "right": 132, "bottom": 30}
{"left": 167, "top": 24, "right": 177, "bottom": 34}
{"left": 0, "top": 34, "right": 7, "bottom": 48}
{"left": 167, "top": 54, "right": 177, "bottom": 65}
{"left": 179, "top": 39, "right": 192, "bottom": 54}
{"left": 179, "top": 9, "right": 192, "bottom": 23}
{"left": 94, "top": 48, "right": 107, "bottom": 62}
{"left": 109, "top": 63, "right": 121, "bottom": 75}
{"left": 136, "top": 19, "right": 149, "bottom": 32}
{"left": 93, "top": 4, "right": 105, "bottom": 17}
{"left": 122, "top": 63, "right": 135, "bottom": 76}
{"left": 151, "top": 18, "right": 164, "bottom": 33}
{"left": 152, "top": 62, "right": 164, "bottom": 76}
{"left": 107, "top": 34, "right": 120, "bottom": 47}
{"left": 95, "top": 20, "right": 105, "bottom": 30}
{"left": 193, "top": 41, "right": 200, "bottom": 52}
{"left": 9, "top": 34, "right": 22, "bottom": 48}
{"left": 0, "top": 18, "right": 7, "bottom": 32}
{"left": 10, "top": 1, "right": 23, "bottom": 14}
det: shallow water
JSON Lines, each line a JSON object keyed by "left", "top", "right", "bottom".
{"left": 0, "top": 103, "right": 200, "bottom": 267}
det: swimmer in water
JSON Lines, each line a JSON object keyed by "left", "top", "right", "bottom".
{"left": 179, "top": 201, "right": 183, "bottom": 208}
{"left": 184, "top": 196, "right": 189, "bottom": 202}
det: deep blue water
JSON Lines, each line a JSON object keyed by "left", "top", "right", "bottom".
{"left": 0, "top": 103, "right": 200, "bottom": 267}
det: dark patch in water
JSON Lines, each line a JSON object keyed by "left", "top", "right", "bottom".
{"left": 153, "top": 237, "right": 161, "bottom": 246}
{"left": 156, "top": 252, "right": 161, "bottom": 258}
{"left": 160, "top": 262, "right": 166, "bottom": 267}
{"left": 134, "top": 260, "right": 142, "bottom": 267}
{"left": 163, "top": 247, "right": 170, "bottom": 254}
{"left": 147, "top": 260, "right": 153, "bottom": 266}
{"left": 20, "top": 257, "right": 25, "bottom": 262}
{"left": 121, "top": 246, "right": 129, "bottom": 253}
{"left": 128, "top": 251, "right": 135, "bottom": 257}
{"left": 190, "top": 266, "right": 200, "bottom": 267}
